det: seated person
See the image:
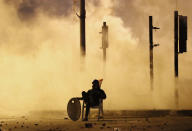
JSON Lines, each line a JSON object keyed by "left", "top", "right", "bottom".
{"left": 82, "top": 79, "right": 106, "bottom": 121}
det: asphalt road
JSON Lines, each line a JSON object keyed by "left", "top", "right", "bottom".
{"left": 0, "top": 110, "right": 191, "bottom": 131}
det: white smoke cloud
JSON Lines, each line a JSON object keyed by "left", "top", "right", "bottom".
{"left": 0, "top": 0, "right": 191, "bottom": 115}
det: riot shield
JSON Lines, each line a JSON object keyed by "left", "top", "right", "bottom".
{"left": 67, "top": 98, "right": 81, "bottom": 121}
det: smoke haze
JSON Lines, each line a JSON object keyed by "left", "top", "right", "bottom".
{"left": 0, "top": 0, "right": 191, "bottom": 115}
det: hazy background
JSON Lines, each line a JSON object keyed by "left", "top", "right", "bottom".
{"left": 0, "top": 0, "right": 191, "bottom": 115}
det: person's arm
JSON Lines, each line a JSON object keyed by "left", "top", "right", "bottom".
{"left": 100, "top": 90, "right": 106, "bottom": 99}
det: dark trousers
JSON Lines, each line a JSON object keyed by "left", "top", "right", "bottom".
{"left": 85, "top": 103, "right": 90, "bottom": 119}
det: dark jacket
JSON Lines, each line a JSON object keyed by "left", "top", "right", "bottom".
{"left": 87, "top": 88, "right": 106, "bottom": 106}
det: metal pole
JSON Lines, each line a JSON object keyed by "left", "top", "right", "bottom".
{"left": 174, "top": 11, "right": 179, "bottom": 77}
{"left": 80, "top": 0, "right": 86, "bottom": 57}
{"left": 149, "top": 16, "right": 154, "bottom": 91}
{"left": 101, "top": 22, "right": 108, "bottom": 62}
{"left": 174, "top": 11, "right": 179, "bottom": 108}
{"left": 103, "top": 48, "right": 106, "bottom": 61}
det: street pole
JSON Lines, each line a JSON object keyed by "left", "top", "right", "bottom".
{"left": 101, "top": 22, "right": 108, "bottom": 62}
{"left": 149, "top": 16, "right": 154, "bottom": 91}
{"left": 149, "top": 16, "right": 160, "bottom": 91}
{"left": 174, "top": 11, "right": 179, "bottom": 78}
{"left": 174, "top": 11, "right": 179, "bottom": 108}
{"left": 80, "top": 0, "right": 86, "bottom": 57}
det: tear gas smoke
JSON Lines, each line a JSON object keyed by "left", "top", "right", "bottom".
{"left": 0, "top": 0, "right": 191, "bottom": 115}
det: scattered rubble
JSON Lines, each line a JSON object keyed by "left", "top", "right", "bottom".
{"left": 85, "top": 123, "right": 93, "bottom": 128}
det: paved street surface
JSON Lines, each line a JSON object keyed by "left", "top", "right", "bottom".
{"left": 0, "top": 110, "right": 191, "bottom": 131}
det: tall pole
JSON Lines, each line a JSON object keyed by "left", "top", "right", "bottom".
{"left": 103, "top": 48, "right": 106, "bottom": 61}
{"left": 174, "top": 11, "right": 179, "bottom": 77}
{"left": 149, "top": 16, "right": 160, "bottom": 91}
{"left": 173, "top": 10, "right": 188, "bottom": 108}
{"left": 101, "top": 22, "right": 108, "bottom": 62}
{"left": 149, "top": 16, "right": 154, "bottom": 91}
{"left": 174, "top": 11, "right": 179, "bottom": 108}
{"left": 80, "top": 0, "right": 86, "bottom": 57}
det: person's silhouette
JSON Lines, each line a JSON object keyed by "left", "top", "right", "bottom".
{"left": 82, "top": 79, "right": 106, "bottom": 121}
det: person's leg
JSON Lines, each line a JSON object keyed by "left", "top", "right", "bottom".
{"left": 100, "top": 103, "right": 104, "bottom": 119}
{"left": 82, "top": 91, "right": 89, "bottom": 103}
{"left": 84, "top": 104, "right": 90, "bottom": 121}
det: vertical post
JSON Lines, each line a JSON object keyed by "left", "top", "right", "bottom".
{"left": 101, "top": 22, "right": 108, "bottom": 62}
{"left": 149, "top": 16, "right": 154, "bottom": 91}
{"left": 80, "top": 0, "right": 86, "bottom": 57}
{"left": 103, "top": 48, "right": 106, "bottom": 61}
{"left": 174, "top": 11, "right": 179, "bottom": 77}
{"left": 174, "top": 11, "right": 179, "bottom": 108}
